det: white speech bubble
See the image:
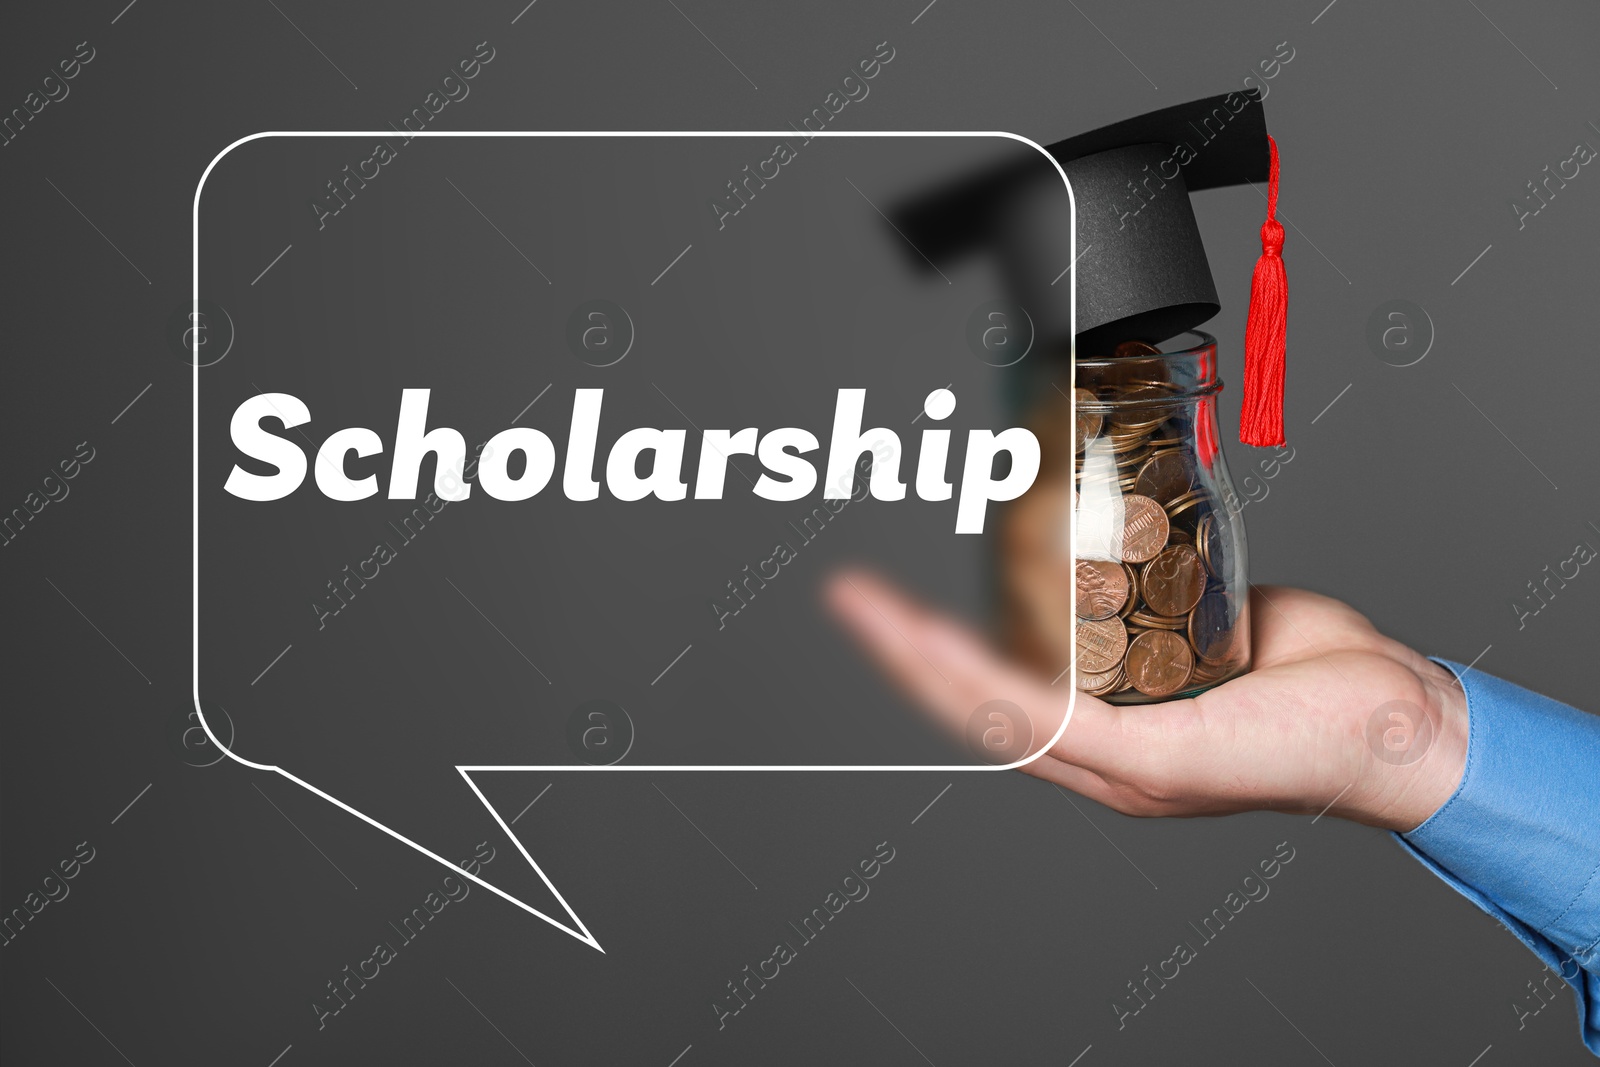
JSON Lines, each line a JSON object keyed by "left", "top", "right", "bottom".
{"left": 193, "top": 131, "right": 1077, "bottom": 952}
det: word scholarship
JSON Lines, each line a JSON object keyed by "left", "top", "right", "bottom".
{"left": 223, "top": 387, "right": 1040, "bottom": 534}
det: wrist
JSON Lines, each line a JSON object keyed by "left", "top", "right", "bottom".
{"left": 1360, "top": 662, "right": 1470, "bottom": 832}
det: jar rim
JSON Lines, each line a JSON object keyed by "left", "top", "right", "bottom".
{"left": 1073, "top": 330, "right": 1222, "bottom": 412}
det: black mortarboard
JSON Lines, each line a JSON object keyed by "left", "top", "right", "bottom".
{"left": 897, "top": 90, "right": 1288, "bottom": 444}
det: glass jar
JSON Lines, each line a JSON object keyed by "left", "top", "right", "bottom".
{"left": 1000, "top": 331, "right": 1251, "bottom": 704}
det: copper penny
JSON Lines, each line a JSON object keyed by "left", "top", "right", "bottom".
{"left": 1195, "top": 513, "right": 1213, "bottom": 571}
{"left": 1133, "top": 449, "right": 1196, "bottom": 504}
{"left": 1188, "top": 589, "right": 1239, "bottom": 666}
{"left": 1110, "top": 386, "right": 1172, "bottom": 431}
{"left": 1191, "top": 660, "right": 1237, "bottom": 685}
{"left": 1128, "top": 610, "right": 1188, "bottom": 630}
{"left": 1117, "top": 494, "right": 1169, "bottom": 563}
{"left": 1124, "top": 630, "right": 1194, "bottom": 697}
{"left": 1073, "top": 387, "right": 1101, "bottom": 454}
{"left": 1141, "top": 544, "right": 1206, "bottom": 617}
{"left": 1199, "top": 511, "right": 1231, "bottom": 582}
{"left": 1076, "top": 664, "right": 1121, "bottom": 695}
{"left": 1075, "top": 616, "right": 1128, "bottom": 675}
{"left": 1165, "top": 489, "right": 1208, "bottom": 529}
{"left": 1075, "top": 559, "right": 1129, "bottom": 620}
{"left": 1113, "top": 341, "right": 1161, "bottom": 358}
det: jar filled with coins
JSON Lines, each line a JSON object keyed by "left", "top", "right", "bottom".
{"left": 1001, "top": 332, "right": 1250, "bottom": 704}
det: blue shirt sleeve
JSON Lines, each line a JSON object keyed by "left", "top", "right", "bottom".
{"left": 1393, "top": 659, "right": 1600, "bottom": 1057}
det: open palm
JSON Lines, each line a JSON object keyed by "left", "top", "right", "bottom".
{"left": 827, "top": 575, "right": 1467, "bottom": 832}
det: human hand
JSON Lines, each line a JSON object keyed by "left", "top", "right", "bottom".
{"left": 826, "top": 574, "right": 1468, "bottom": 832}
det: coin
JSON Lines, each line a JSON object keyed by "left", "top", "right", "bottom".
{"left": 1075, "top": 559, "right": 1129, "bottom": 620}
{"left": 1128, "top": 609, "right": 1188, "bottom": 630}
{"left": 1110, "top": 385, "right": 1171, "bottom": 426}
{"left": 1165, "top": 489, "right": 1208, "bottom": 530}
{"left": 1113, "top": 341, "right": 1161, "bottom": 357}
{"left": 1191, "top": 661, "right": 1236, "bottom": 685}
{"left": 1112, "top": 419, "right": 1167, "bottom": 439}
{"left": 1195, "top": 513, "right": 1213, "bottom": 571}
{"left": 1187, "top": 588, "right": 1238, "bottom": 666}
{"left": 1134, "top": 449, "right": 1196, "bottom": 504}
{"left": 1141, "top": 544, "right": 1206, "bottom": 617}
{"left": 1166, "top": 487, "right": 1202, "bottom": 508}
{"left": 1199, "top": 510, "right": 1230, "bottom": 582}
{"left": 1076, "top": 664, "right": 1121, "bottom": 695}
{"left": 1117, "top": 494, "right": 1169, "bottom": 563}
{"left": 1075, "top": 616, "right": 1128, "bottom": 674}
{"left": 1074, "top": 387, "right": 1101, "bottom": 454}
{"left": 1124, "top": 630, "right": 1194, "bottom": 697}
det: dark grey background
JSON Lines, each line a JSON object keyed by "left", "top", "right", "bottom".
{"left": 4, "top": 1, "right": 1598, "bottom": 1064}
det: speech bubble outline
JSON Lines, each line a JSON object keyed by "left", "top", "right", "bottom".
{"left": 192, "top": 130, "right": 1077, "bottom": 953}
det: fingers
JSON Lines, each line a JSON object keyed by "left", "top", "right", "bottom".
{"left": 824, "top": 568, "right": 1118, "bottom": 769}
{"left": 1017, "top": 750, "right": 1118, "bottom": 804}
{"left": 826, "top": 569, "right": 1038, "bottom": 735}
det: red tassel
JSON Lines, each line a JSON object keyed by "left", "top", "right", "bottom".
{"left": 1240, "top": 135, "right": 1287, "bottom": 447}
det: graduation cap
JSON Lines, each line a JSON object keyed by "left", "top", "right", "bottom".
{"left": 896, "top": 90, "right": 1288, "bottom": 446}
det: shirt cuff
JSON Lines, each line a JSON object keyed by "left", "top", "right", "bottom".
{"left": 1391, "top": 658, "right": 1600, "bottom": 1056}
